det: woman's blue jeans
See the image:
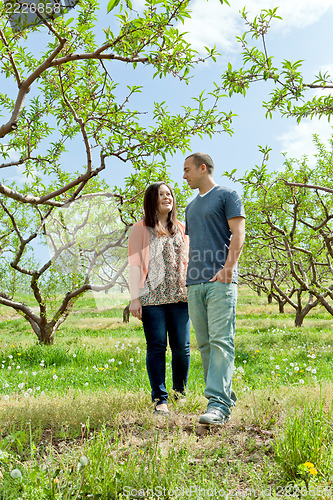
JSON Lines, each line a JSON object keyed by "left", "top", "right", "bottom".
{"left": 141, "top": 301, "right": 191, "bottom": 405}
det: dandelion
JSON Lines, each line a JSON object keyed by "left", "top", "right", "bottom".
{"left": 53, "top": 374, "right": 58, "bottom": 380}
{"left": 8, "top": 355, "right": 13, "bottom": 359}
{"left": 275, "top": 365, "right": 280, "bottom": 370}
{"left": 304, "top": 462, "right": 314, "bottom": 468}
{"left": 309, "top": 468, "right": 318, "bottom": 475}
{"left": 312, "top": 368, "right": 317, "bottom": 374}
{"left": 130, "top": 358, "right": 134, "bottom": 363}
{"left": 299, "top": 379, "right": 304, "bottom": 384}
{"left": 294, "top": 366, "right": 299, "bottom": 372}
{"left": 16, "top": 366, "right": 20, "bottom": 369}
{"left": 118, "top": 361, "right": 122, "bottom": 365}
{"left": 27, "top": 388, "right": 32, "bottom": 394}
{"left": 24, "top": 392, "right": 29, "bottom": 398}
{"left": 18, "top": 382, "right": 24, "bottom": 389}
{"left": 73, "top": 354, "right": 77, "bottom": 358}
{"left": 32, "top": 372, "right": 37, "bottom": 376}
{"left": 79, "top": 456, "right": 89, "bottom": 466}
{"left": 4, "top": 383, "right": 9, "bottom": 388}
{"left": 114, "top": 367, "right": 118, "bottom": 371}
{"left": 10, "top": 469, "right": 22, "bottom": 479}
{"left": 3, "top": 395, "right": 9, "bottom": 401}
{"left": 85, "top": 382, "right": 89, "bottom": 386}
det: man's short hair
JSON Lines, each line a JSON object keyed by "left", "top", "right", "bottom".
{"left": 185, "top": 152, "right": 214, "bottom": 174}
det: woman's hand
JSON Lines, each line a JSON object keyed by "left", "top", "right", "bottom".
{"left": 129, "top": 299, "right": 142, "bottom": 319}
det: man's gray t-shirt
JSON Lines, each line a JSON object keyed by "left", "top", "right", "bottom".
{"left": 185, "top": 185, "right": 245, "bottom": 285}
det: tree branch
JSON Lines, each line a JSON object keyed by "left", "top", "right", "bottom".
{"left": 280, "top": 179, "right": 333, "bottom": 194}
{"left": 0, "top": 37, "right": 66, "bottom": 138}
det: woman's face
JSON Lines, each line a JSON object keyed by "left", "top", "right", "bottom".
{"left": 157, "top": 184, "right": 173, "bottom": 216}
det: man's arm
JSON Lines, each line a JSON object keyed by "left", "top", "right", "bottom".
{"left": 210, "top": 216, "right": 245, "bottom": 283}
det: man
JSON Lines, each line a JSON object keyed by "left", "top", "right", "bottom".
{"left": 183, "top": 152, "right": 245, "bottom": 424}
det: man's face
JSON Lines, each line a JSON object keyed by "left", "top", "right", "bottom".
{"left": 183, "top": 158, "right": 202, "bottom": 190}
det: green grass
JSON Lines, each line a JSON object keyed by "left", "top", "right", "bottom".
{"left": 0, "top": 287, "right": 333, "bottom": 499}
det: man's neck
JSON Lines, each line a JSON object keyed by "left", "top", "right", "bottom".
{"left": 198, "top": 178, "right": 217, "bottom": 195}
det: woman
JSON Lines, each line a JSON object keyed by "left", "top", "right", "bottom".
{"left": 128, "top": 182, "right": 191, "bottom": 414}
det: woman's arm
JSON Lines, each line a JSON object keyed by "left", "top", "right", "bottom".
{"left": 129, "top": 265, "right": 142, "bottom": 319}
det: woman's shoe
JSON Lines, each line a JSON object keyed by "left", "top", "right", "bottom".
{"left": 154, "top": 403, "right": 169, "bottom": 415}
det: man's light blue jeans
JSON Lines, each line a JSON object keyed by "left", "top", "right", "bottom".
{"left": 187, "top": 281, "right": 237, "bottom": 417}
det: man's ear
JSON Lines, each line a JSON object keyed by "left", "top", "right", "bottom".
{"left": 200, "top": 163, "right": 207, "bottom": 174}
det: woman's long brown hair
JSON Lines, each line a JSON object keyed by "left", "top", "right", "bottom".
{"left": 143, "top": 182, "right": 178, "bottom": 236}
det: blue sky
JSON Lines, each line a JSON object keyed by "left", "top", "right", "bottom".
{"left": 162, "top": 0, "right": 333, "bottom": 193}
{"left": 3, "top": 0, "right": 333, "bottom": 197}
{"left": 1, "top": 0, "right": 333, "bottom": 288}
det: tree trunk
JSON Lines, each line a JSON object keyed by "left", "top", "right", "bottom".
{"left": 267, "top": 294, "right": 273, "bottom": 304}
{"left": 278, "top": 301, "right": 285, "bottom": 314}
{"left": 38, "top": 324, "right": 56, "bottom": 345}
{"left": 294, "top": 310, "right": 305, "bottom": 327}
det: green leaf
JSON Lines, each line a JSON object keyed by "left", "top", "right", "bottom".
{"left": 107, "top": 0, "right": 121, "bottom": 13}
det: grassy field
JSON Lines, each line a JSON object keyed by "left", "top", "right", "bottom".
{"left": 0, "top": 287, "right": 333, "bottom": 499}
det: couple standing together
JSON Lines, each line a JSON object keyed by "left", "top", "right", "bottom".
{"left": 128, "top": 153, "right": 245, "bottom": 425}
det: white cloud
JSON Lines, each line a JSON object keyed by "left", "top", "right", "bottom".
{"left": 131, "top": 0, "right": 146, "bottom": 11}
{"left": 179, "top": 0, "right": 240, "bottom": 53}
{"left": 180, "top": 0, "right": 333, "bottom": 53}
{"left": 278, "top": 118, "right": 333, "bottom": 165}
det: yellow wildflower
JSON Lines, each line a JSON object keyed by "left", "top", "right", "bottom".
{"left": 304, "top": 462, "right": 314, "bottom": 468}
{"left": 309, "top": 468, "right": 318, "bottom": 475}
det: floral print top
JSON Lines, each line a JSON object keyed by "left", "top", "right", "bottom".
{"left": 139, "top": 227, "right": 188, "bottom": 306}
